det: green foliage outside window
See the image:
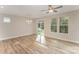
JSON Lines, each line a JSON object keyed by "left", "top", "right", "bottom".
{"left": 60, "top": 17, "right": 68, "bottom": 33}
{"left": 51, "top": 18, "right": 57, "bottom": 32}
{"left": 37, "top": 22, "right": 44, "bottom": 36}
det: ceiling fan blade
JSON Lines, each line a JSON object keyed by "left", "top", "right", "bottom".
{"left": 53, "top": 9, "right": 58, "bottom": 12}
{"left": 46, "top": 11, "right": 49, "bottom": 14}
{"left": 40, "top": 10, "right": 47, "bottom": 11}
{"left": 54, "top": 6, "right": 63, "bottom": 9}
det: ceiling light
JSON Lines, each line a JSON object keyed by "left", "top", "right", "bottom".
{"left": 49, "top": 10, "right": 53, "bottom": 13}
{"left": 0, "top": 6, "right": 4, "bottom": 8}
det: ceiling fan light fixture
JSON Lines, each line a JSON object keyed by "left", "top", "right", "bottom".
{"left": 49, "top": 9, "right": 53, "bottom": 13}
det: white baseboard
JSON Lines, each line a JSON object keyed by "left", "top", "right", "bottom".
{"left": 1, "top": 34, "right": 79, "bottom": 45}
{"left": 46, "top": 36, "right": 79, "bottom": 44}
{"left": 0, "top": 34, "right": 34, "bottom": 41}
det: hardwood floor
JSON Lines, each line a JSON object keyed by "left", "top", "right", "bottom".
{"left": 0, "top": 35, "right": 79, "bottom": 54}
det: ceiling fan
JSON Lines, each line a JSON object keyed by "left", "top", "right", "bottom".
{"left": 41, "top": 5, "right": 63, "bottom": 14}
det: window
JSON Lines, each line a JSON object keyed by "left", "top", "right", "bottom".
{"left": 38, "top": 22, "right": 44, "bottom": 30}
{"left": 41, "top": 22, "right": 44, "bottom": 29}
{"left": 59, "top": 17, "right": 68, "bottom": 33}
{"left": 51, "top": 18, "right": 57, "bottom": 32}
{"left": 37, "top": 22, "right": 44, "bottom": 35}
{"left": 3, "top": 16, "right": 11, "bottom": 23}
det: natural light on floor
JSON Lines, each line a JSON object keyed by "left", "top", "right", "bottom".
{"left": 36, "top": 25, "right": 46, "bottom": 44}
{"left": 36, "top": 35, "right": 46, "bottom": 44}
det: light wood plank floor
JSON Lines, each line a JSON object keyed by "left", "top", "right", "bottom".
{"left": 0, "top": 35, "right": 79, "bottom": 54}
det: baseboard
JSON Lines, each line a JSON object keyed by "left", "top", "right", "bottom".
{"left": 45, "top": 36, "right": 79, "bottom": 45}
{"left": 1, "top": 34, "right": 79, "bottom": 45}
{"left": 0, "top": 34, "right": 35, "bottom": 41}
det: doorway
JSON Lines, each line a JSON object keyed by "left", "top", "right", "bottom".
{"left": 36, "top": 20, "right": 45, "bottom": 44}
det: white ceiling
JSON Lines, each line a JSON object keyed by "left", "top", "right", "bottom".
{"left": 0, "top": 5, "right": 79, "bottom": 19}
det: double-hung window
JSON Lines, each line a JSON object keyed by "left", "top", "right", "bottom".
{"left": 51, "top": 17, "right": 69, "bottom": 33}
{"left": 51, "top": 18, "right": 57, "bottom": 32}
{"left": 59, "top": 17, "right": 68, "bottom": 33}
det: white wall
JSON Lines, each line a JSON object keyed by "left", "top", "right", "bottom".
{"left": 0, "top": 15, "right": 35, "bottom": 40}
{"left": 44, "top": 10, "right": 79, "bottom": 43}
{"left": 1, "top": 9, "right": 79, "bottom": 43}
